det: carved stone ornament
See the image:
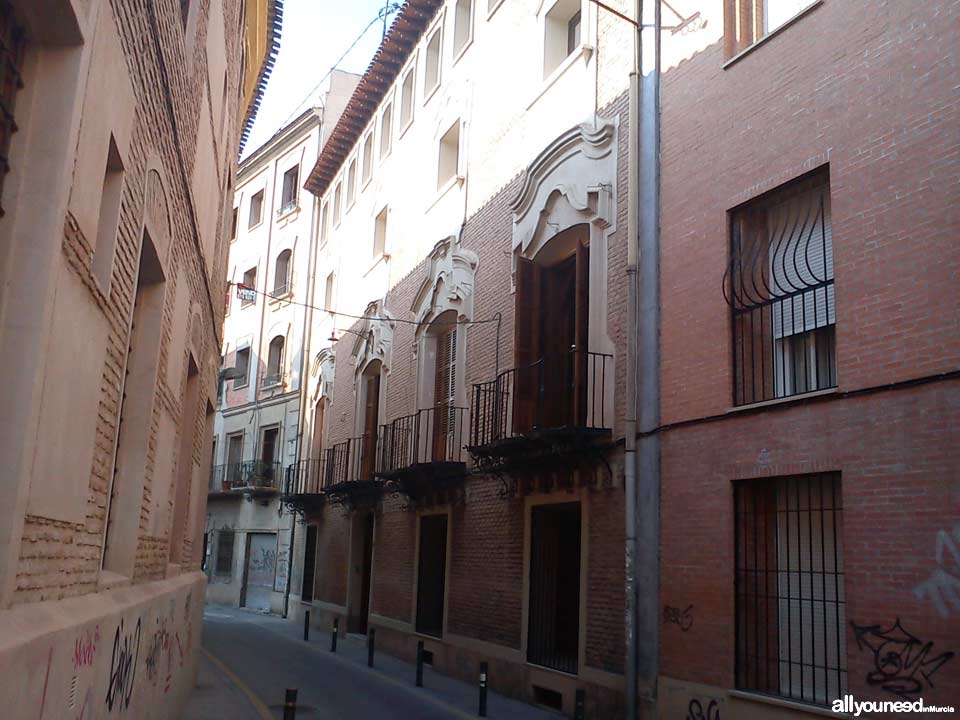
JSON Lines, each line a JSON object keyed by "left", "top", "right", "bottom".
{"left": 410, "top": 235, "right": 479, "bottom": 335}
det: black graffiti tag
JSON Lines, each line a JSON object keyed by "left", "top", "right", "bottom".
{"left": 687, "top": 698, "right": 720, "bottom": 720}
{"left": 106, "top": 617, "right": 141, "bottom": 712}
{"left": 663, "top": 604, "right": 694, "bottom": 632}
{"left": 851, "top": 618, "right": 954, "bottom": 700}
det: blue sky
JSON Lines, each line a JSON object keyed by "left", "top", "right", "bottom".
{"left": 242, "top": 0, "right": 395, "bottom": 158}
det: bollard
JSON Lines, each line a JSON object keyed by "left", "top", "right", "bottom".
{"left": 367, "top": 628, "right": 376, "bottom": 668}
{"left": 330, "top": 617, "right": 338, "bottom": 653}
{"left": 283, "top": 688, "right": 297, "bottom": 720}
{"left": 478, "top": 661, "right": 488, "bottom": 717}
{"left": 303, "top": 611, "right": 310, "bottom": 642}
{"left": 574, "top": 688, "right": 585, "bottom": 720}
{"left": 415, "top": 640, "right": 424, "bottom": 687}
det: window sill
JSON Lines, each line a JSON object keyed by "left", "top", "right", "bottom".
{"left": 247, "top": 219, "right": 264, "bottom": 232}
{"left": 97, "top": 570, "right": 131, "bottom": 592}
{"left": 727, "top": 386, "right": 837, "bottom": 414}
{"left": 232, "top": 382, "right": 249, "bottom": 391}
{"left": 528, "top": 43, "right": 594, "bottom": 111}
{"left": 487, "top": 0, "right": 506, "bottom": 20}
{"left": 399, "top": 116, "right": 415, "bottom": 141}
{"left": 268, "top": 290, "right": 292, "bottom": 304}
{"left": 276, "top": 203, "right": 300, "bottom": 221}
{"left": 361, "top": 174, "right": 373, "bottom": 192}
{"left": 364, "top": 253, "right": 390, "bottom": 278}
{"left": 429, "top": 174, "right": 464, "bottom": 212}
{"left": 722, "top": 0, "right": 823, "bottom": 69}
{"left": 240, "top": 301, "right": 255, "bottom": 310}
{"left": 452, "top": 36, "right": 473, "bottom": 67}
{"left": 423, "top": 81, "right": 441, "bottom": 106}
{"left": 728, "top": 690, "right": 848, "bottom": 719}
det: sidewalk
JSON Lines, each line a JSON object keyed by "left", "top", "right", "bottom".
{"left": 192, "top": 605, "right": 564, "bottom": 719}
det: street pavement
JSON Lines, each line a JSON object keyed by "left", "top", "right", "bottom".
{"left": 184, "top": 605, "right": 564, "bottom": 719}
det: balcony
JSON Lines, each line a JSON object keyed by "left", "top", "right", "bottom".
{"left": 209, "top": 461, "right": 282, "bottom": 497}
{"left": 376, "top": 406, "right": 468, "bottom": 503}
{"left": 285, "top": 436, "right": 384, "bottom": 510}
{"left": 468, "top": 349, "right": 612, "bottom": 476}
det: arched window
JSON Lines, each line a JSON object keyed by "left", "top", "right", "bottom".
{"left": 273, "top": 249, "right": 291, "bottom": 295}
{"left": 266, "top": 335, "right": 285, "bottom": 386}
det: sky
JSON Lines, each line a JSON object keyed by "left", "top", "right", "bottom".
{"left": 242, "top": 0, "right": 397, "bottom": 159}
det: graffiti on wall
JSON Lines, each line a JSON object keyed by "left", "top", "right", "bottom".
{"left": 663, "top": 604, "right": 694, "bottom": 632}
{"left": 73, "top": 626, "right": 100, "bottom": 670}
{"left": 105, "top": 617, "right": 141, "bottom": 712}
{"left": 144, "top": 618, "right": 169, "bottom": 687}
{"left": 687, "top": 698, "right": 720, "bottom": 720}
{"left": 851, "top": 618, "right": 955, "bottom": 700}
{"left": 913, "top": 524, "right": 960, "bottom": 618}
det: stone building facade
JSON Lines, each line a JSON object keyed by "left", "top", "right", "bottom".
{"left": 0, "top": 0, "right": 279, "bottom": 718}
{"left": 284, "top": 1, "right": 957, "bottom": 719}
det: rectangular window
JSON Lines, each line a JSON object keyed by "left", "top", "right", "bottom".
{"left": 346, "top": 157, "right": 357, "bottom": 208}
{"left": 333, "top": 181, "right": 343, "bottom": 227}
{"left": 416, "top": 514, "right": 448, "bottom": 637}
{"left": 215, "top": 529, "right": 235, "bottom": 575}
{"left": 453, "top": 0, "right": 473, "bottom": 58}
{"left": 226, "top": 433, "right": 244, "bottom": 484}
{"left": 234, "top": 347, "right": 250, "bottom": 388}
{"left": 0, "top": 3, "right": 26, "bottom": 216}
{"left": 92, "top": 135, "right": 125, "bottom": 290}
{"left": 373, "top": 207, "right": 388, "bottom": 258}
{"left": 248, "top": 189, "right": 264, "bottom": 228}
{"left": 281, "top": 164, "right": 299, "bottom": 211}
{"left": 424, "top": 25, "right": 442, "bottom": 97}
{"left": 726, "top": 0, "right": 817, "bottom": 56}
{"left": 727, "top": 169, "right": 835, "bottom": 406}
{"left": 400, "top": 65, "right": 416, "bottom": 131}
{"left": 324, "top": 272, "right": 335, "bottom": 312}
{"left": 380, "top": 103, "right": 393, "bottom": 160}
{"left": 231, "top": 207, "right": 238, "bottom": 239}
{"left": 241, "top": 266, "right": 257, "bottom": 307}
{"left": 735, "top": 473, "right": 847, "bottom": 706}
{"left": 544, "top": 0, "right": 582, "bottom": 77}
{"left": 437, "top": 120, "right": 460, "bottom": 190}
{"left": 319, "top": 202, "right": 329, "bottom": 244}
{"left": 361, "top": 132, "right": 374, "bottom": 185}
{"left": 528, "top": 502, "right": 580, "bottom": 675}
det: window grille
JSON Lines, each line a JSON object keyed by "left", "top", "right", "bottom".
{"left": 215, "top": 529, "right": 235, "bottom": 575}
{"left": 0, "top": 2, "right": 25, "bottom": 217}
{"left": 724, "top": 169, "right": 836, "bottom": 406}
{"left": 735, "top": 473, "right": 847, "bottom": 706}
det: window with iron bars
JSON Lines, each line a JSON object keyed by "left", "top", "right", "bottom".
{"left": 735, "top": 473, "right": 847, "bottom": 706}
{"left": 0, "top": 3, "right": 26, "bottom": 217}
{"left": 724, "top": 168, "right": 836, "bottom": 406}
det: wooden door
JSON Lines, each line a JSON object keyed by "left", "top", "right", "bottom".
{"left": 573, "top": 237, "right": 589, "bottom": 425}
{"left": 361, "top": 371, "right": 380, "bottom": 479}
{"left": 513, "top": 257, "right": 540, "bottom": 434}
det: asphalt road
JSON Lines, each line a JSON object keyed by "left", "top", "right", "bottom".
{"left": 196, "top": 606, "right": 562, "bottom": 720}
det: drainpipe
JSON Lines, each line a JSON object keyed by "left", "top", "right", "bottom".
{"left": 637, "top": 0, "right": 661, "bottom": 718}
{"left": 623, "top": 1, "right": 641, "bottom": 718}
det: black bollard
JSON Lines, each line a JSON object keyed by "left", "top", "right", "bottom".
{"left": 415, "top": 640, "right": 424, "bottom": 687}
{"left": 367, "top": 628, "right": 376, "bottom": 667}
{"left": 303, "top": 610, "right": 310, "bottom": 642}
{"left": 283, "top": 688, "right": 297, "bottom": 720}
{"left": 574, "top": 688, "right": 586, "bottom": 720}
{"left": 331, "top": 617, "right": 338, "bottom": 652}
{"left": 478, "top": 661, "right": 488, "bottom": 717}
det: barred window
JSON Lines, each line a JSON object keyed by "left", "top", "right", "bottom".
{"left": 724, "top": 169, "right": 836, "bottom": 406}
{"left": 215, "top": 529, "right": 235, "bottom": 576}
{"left": 0, "top": 3, "right": 26, "bottom": 217}
{"left": 735, "top": 473, "right": 847, "bottom": 706}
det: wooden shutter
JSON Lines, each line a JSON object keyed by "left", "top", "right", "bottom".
{"left": 433, "top": 327, "right": 457, "bottom": 460}
{"left": 573, "top": 237, "right": 589, "bottom": 425}
{"left": 513, "top": 257, "right": 540, "bottom": 434}
{"left": 361, "top": 372, "right": 380, "bottom": 479}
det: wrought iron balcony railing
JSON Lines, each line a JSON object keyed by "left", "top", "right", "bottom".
{"left": 470, "top": 349, "right": 611, "bottom": 450}
{"left": 209, "top": 461, "right": 282, "bottom": 493}
{"left": 378, "top": 405, "right": 468, "bottom": 478}
{"left": 327, "top": 434, "right": 383, "bottom": 487}
{"left": 284, "top": 455, "right": 334, "bottom": 496}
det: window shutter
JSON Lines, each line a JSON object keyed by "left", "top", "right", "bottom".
{"left": 573, "top": 237, "right": 589, "bottom": 425}
{"left": 513, "top": 257, "right": 540, "bottom": 433}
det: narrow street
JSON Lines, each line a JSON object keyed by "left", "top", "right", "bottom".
{"left": 185, "top": 606, "right": 563, "bottom": 720}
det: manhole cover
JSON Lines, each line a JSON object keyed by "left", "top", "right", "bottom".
{"left": 268, "top": 703, "right": 320, "bottom": 718}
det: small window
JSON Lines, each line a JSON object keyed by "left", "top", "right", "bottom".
{"left": 215, "top": 529, "right": 234, "bottom": 575}
{"left": 361, "top": 132, "right": 374, "bottom": 185}
{"left": 281, "top": 165, "right": 299, "bottom": 211}
{"left": 544, "top": 0, "right": 582, "bottom": 78}
{"left": 332, "top": 182, "right": 343, "bottom": 227}
{"left": 453, "top": 0, "right": 473, "bottom": 58}
{"left": 241, "top": 266, "right": 257, "bottom": 307}
{"left": 380, "top": 103, "right": 393, "bottom": 160}
{"left": 234, "top": 347, "right": 250, "bottom": 388}
{"left": 273, "top": 249, "right": 291, "bottom": 296}
{"left": 437, "top": 121, "right": 460, "bottom": 190}
{"left": 424, "top": 25, "right": 442, "bottom": 97}
{"left": 324, "top": 272, "right": 335, "bottom": 312}
{"left": 248, "top": 189, "right": 264, "bottom": 228}
{"left": 0, "top": 5, "right": 25, "bottom": 217}
{"left": 400, "top": 65, "right": 416, "bottom": 131}
{"left": 230, "top": 207, "right": 238, "bottom": 239}
{"left": 727, "top": 0, "right": 817, "bottom": 55}
{"left": 735, "top": 473, "right": 847, "bottom": 705}
{"left": 319, "top": 202, "right": 329, "bottom": 244}
{"left": 92, "top": 135, "right": 125, "bottom": 290}
{"left": 725, "top": 169, "right": 835, "bottom": 406}
{"left": 266, "top": 336, "right": 285, "bottom": 386}
{"left": 346, "top": 158, "right": 357, "bottom": 208}
{"left": 373, "top": 207, "right": 388, "bottom": 259}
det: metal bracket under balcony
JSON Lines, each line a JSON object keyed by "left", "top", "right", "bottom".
{"left": 376, "top": 406, "right": 468, "bottom": 505}
{"left": 281, "top": 459, "right": 328, "bottom": 515}
{"left": 467, "top": 350, "right": 613, "bottom": 469}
